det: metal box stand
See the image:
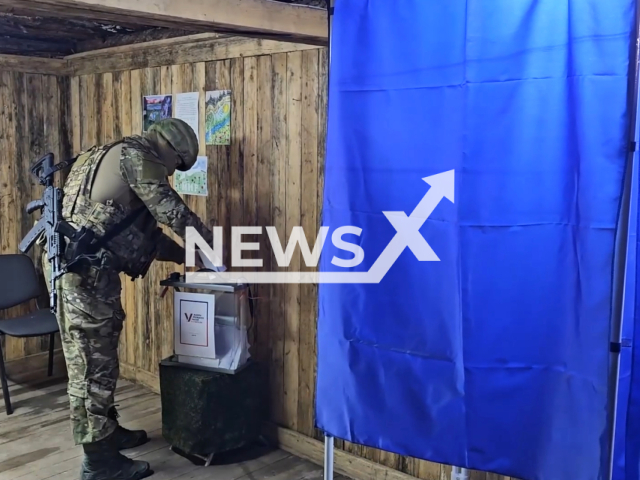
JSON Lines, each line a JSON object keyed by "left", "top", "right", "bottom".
{"left": 159, "top": 356, "right": 269, "bottom": 464}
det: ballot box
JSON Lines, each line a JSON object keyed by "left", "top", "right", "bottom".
{"left": 160, "top": 274, "right": 251, "bottom": 373}
{"left": 158, "top": 274, "right": 268, "bottom": 464}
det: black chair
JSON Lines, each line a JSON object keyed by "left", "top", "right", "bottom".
{"left": 0, "top": 254, "right": 60, "bottom": 415}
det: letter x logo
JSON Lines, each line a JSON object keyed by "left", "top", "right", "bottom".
{"left": 368, "top": 170, "right": 455, "bottom": 281}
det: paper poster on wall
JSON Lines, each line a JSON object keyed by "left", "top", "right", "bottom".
{"left": 175, "top": 156, "right": 207, "bottom": 196}
{"left": 205, "top": 90, "right": 231, "bottom": 145}
{"left": 175, "top": 92, "right": 200, "bottom": 142}
{"left": 143, "top": 95, "right": 172, "bottom": 132}
{"left": 174, "top": 291, "right": 216, "bottom": 359}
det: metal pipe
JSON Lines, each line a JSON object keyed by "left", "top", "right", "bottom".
{"left": 323, "top": 3, "right": 334, "bottom": 479}
{"left": 451, "top": 467, "right": 469, "bottom": 480}
{"left": 607, "top": 1, "right": 640, "bottom": 478}
{"left": 324, "top": 435, "right": 334, "bottom": 480}
{"left": 323, "top": 4, "right": 334, "bottom": 479}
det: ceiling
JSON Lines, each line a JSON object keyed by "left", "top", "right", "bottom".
{"left": 0, "top": 0, "right": 327, "bottom": 58}
{"left": 0, "top": 11, "right": 196, "bottom": 57}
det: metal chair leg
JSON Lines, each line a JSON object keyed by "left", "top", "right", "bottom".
{"left": 48, "top": 333, "right": 55, "bottom": 377}
{"left": 0, "top": 337, "right": 13, "bottom": 415}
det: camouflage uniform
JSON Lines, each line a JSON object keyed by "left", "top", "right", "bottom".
{"left": 42, "top": 256, "right": 125, "bottom": 445}
{"left": 43, "top": 119, "right": 213, "bottom": 447}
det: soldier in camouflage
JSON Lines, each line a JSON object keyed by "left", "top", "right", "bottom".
{"left": 41, "top": 118, "right": 213, "bottom": 480}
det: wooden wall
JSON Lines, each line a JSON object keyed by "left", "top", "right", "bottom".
{"left": 68, "top": 46, "right": 329, "bottom": 421}
{"left": 0, "top": 71, "right": 70, "bottom": 363}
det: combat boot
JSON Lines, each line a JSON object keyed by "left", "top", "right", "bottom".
{"left": 80, "top": 432, "right": 153, "bottom": 480}
{"left": 108, "top": 406, "right": 149, "bottom": 450}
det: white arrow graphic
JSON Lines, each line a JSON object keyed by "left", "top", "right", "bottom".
{"left": 365, "top": 169, "right": 455, "bottom": 282}
{"left": 185, "top": 170, "right": 455, "bottom": 284}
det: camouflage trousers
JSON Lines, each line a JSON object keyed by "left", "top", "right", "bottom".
{"left": 42, "top": 256, "right": 124, "bottom": 445}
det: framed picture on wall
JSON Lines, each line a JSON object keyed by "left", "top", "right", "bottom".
{"left": 143, "top": 94, "right": 173, "bottom": 132}
{"left": 205, "top": 90, "right": 231, "bottom": 145}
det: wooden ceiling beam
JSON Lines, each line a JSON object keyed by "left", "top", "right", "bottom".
{"left": 67, "top": 33, "right": 320, "bottom": 75}
{"left": 0, "top": 53, "right": 69, "bottom": 74}
{"left": 3, "top": 0, "right": 328, "bottom": 45}
{"left": 74, "top": 28, "right": 199, "bottom": 53}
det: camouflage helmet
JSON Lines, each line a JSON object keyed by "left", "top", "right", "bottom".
{"left": 147, "top": 118, "right": 198, "bottom": 171}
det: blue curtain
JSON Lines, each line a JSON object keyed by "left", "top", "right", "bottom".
{"left": 315, "top": 2, "right": 636, "bottom": 480}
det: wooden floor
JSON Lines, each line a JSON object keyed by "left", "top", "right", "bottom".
{"left": 0, "top": 371, "right": 347, "bottom": 480}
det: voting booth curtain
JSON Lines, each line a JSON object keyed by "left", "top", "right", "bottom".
{"left": 315, "top": 2, "right": 638, "bottom": 480}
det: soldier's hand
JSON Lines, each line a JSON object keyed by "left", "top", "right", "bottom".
{"left": 194, "top": 254, "right": 206, "bottom": 270}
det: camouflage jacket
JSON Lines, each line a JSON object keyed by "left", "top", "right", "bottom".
{"left": 61, "top": 135, "right": 214, "bottom": 278}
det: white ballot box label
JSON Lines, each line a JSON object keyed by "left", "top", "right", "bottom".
{"left": 174, "top": 292, "right": 216, "bottom": 358}
{"left": 180, "top": 300, "right": 208, "bottom": 347}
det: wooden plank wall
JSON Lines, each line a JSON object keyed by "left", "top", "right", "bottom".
{"left": 67, "top": 46, "right": 509, "bottom": 480}
{"left": 0, "top": 71, "right": 70, "bottom": 363}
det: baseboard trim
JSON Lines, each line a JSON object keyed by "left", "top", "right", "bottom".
{"left": 119, "top": 363, "right": 160, "bottom": 394}
{"left": 264, "top": 424, "right": 418, "bottom": 480}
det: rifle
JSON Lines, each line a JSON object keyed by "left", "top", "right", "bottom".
{"left": 19, "top": 153, "right": 85, "bottom": 314}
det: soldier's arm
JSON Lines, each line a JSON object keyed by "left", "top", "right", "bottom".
{"left": 155, "top": 232, "right": 185, "bottom": 264}
{"left": 120, "top": 146, "right": 214, "bottom": 245}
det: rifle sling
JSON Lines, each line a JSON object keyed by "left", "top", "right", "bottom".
{"left": 47, "top": 142, "right": 110, "bottom": 178}
{"left": 43, "top": 150, "right": 86, "bottom": 179}
{"left": 48, "top": 158, "right": 78, "bottom": 176}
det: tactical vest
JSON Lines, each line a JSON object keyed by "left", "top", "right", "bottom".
{"left": 61, "top": 140, "right": 162, "bottom": 279}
